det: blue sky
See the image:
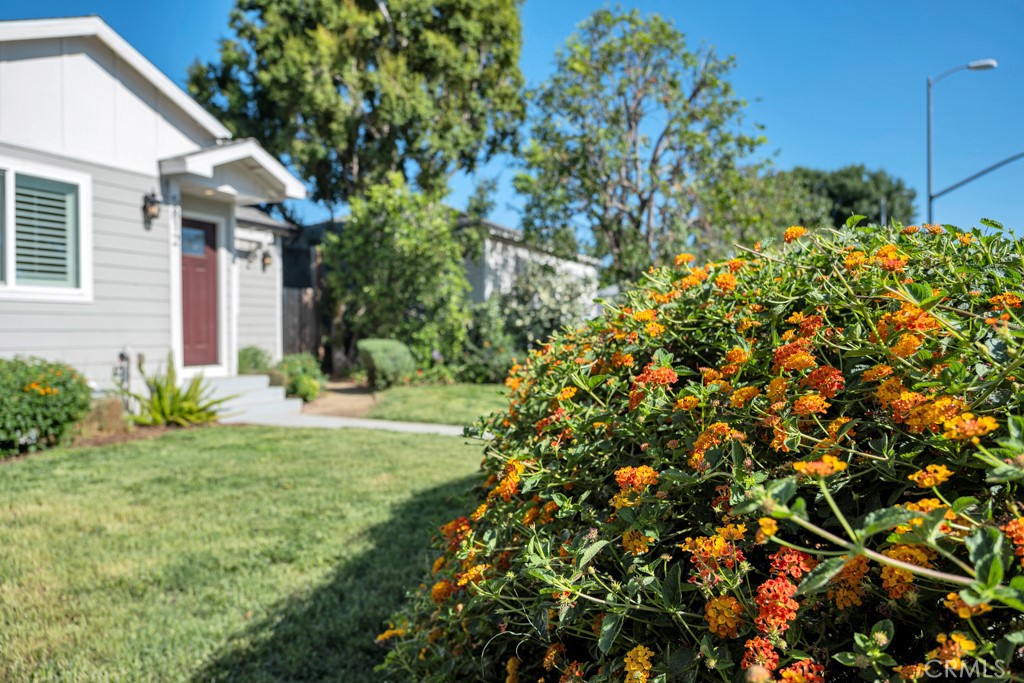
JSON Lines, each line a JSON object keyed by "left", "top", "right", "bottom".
{"left": 4, "top": 1, "right": 1024, "bottom": 232}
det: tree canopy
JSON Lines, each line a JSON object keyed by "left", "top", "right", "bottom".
{"left": 786, "top": 164, "right": 917, "bottom": 227}
{"left": 513, "top": 8, "right": 763, "bottom": 284}
{"left": 321, "top": 173, "right": 469, "bottom": 364}
{"left": 188, "top": 0, "right": 526, "bottom": 212}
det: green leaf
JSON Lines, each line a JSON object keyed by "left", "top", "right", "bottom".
{"left": 995, "top": 630, "right": 1024, "bottom": 662}
{"left": 901, "top": 283, "right": 933, "bottom": 305}
{"left": 662, "top": 564, "right": 682, "bottom": 609}
{"left": 797, "top": 556, "right": 848, "bottom": 595}
{"left": 1007, "top": 415, "right": 1024, "bottom": 441}
{"left": 578, "top": 540, "right": 609, "bottom": 569}
{"left": 889, "top": 507, "right": 949, "bottom": 545}
{"left": 845, "top": 214, "right": 866, "bottom": 228}
{"left": 598, "top": 612, "right": 623, "bottom": 654}
{"left": 858, "top": 507, "right": 917, "bottom": 539}
{"left": 952, "top": 497, "right": 979, "bottom": 514}
{"left": 966, "top": 526, "right": 1008, "bottom": 589}
{"left": 832, "top": 652, "right": 860, "bottom": 667}
{"left": 766, "top": 477, "right": 796, "bottom": 506}
{"left": 980, "top": 218, "right": 1004, "bottom": 231}
{"left": 990, "top": 586, "right": 1024, "bottom": 611}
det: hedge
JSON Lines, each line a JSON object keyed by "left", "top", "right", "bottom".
{"left": 378, "top": 220, "right": 1024, "bottom": 682}
{"left": 0, "top": 357, "right": 92, "bottom": 456}
{"left": 358, "top": 339, "right": 416, "bottom": 390}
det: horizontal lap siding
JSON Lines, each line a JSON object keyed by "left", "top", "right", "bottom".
{"left": 0, "top": 143, "right": 170, "bottom": 389}
{"left": 237, "top": 238, "right": 281, "bottom": 362}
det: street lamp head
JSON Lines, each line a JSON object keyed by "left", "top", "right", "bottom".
{"left": 967, "top": 58, "right": 998, "bottom": 71}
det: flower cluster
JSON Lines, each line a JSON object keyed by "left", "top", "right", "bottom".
{"left": 380, "top": 223, "right": 1024, "bottom": 683}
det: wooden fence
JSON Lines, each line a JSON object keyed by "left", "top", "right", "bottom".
{"left": 282, "top": 286, "right": 319, "bottom": 355}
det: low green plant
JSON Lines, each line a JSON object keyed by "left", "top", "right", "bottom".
{"left": 291, "top": 375, "right": 322, "bottom": 403}
{"left": 238, "top": 346, "right": 272, "bottom": 374}
{"left": 458, "top": 300, "right": 523, "bottom": 384}
{"left": 0, "top": 357, "right": 92, "bottom": 457}
{"left": 275, "top": 353, "right": 327, "bottom": 402}
{"left": 357, "top": 339, "right": 417, "bottom": 390}
{"left": 125, "top": 354, "right": 227, "bottom": 427}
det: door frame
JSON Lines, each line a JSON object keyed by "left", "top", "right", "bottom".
{"left": 171, "top": 207, "right": 231, "bottom": 379}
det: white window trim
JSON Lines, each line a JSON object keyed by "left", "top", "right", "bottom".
{"left": 0, "top": 155, "right": 93, "bottom": 303}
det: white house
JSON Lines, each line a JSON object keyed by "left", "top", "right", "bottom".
{"left": 0, "top": 16, "right": 305, "bottom": 391}
{"left": 462, "top": 218, "right": 599, "bottom": 306}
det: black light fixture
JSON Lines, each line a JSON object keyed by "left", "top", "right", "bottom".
{"left": 261, "top": 249, "right": 273, "bottom": 270}
{"left": 142, "top": 191, "right": 161, "bottom": 225}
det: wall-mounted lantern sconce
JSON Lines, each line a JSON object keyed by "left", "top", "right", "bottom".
{"left": 261, "top": 249, "right": 273, "bottom": 271}
{"left": 142, "top": 191, "right": 161, "bottom": 228}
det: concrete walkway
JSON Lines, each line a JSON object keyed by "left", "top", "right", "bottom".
{"left": 232, "top": 411, "right": 466, "bottom": 437}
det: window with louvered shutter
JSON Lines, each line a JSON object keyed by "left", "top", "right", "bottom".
{"left": 14, "top": 174, "right": 79, "bottom": 288}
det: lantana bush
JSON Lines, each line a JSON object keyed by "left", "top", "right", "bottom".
{"left": 379, "top": 220, "right": 1024, "bottom": 682}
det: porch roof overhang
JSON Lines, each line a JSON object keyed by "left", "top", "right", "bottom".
{"left": 160, "top": 139, "right": 307, "bottom": 205}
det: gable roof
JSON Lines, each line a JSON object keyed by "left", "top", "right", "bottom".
{"left": 160, "top": 138, "right": 307, "bottom": 201}
{"left": 0, "top": 15, "right": 231, "bottom": 140}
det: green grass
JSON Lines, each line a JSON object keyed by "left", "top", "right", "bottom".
{"left": 367, "top": 383, "right": 508, "bottom": 425}
{"left": 0, "top": 426, "right": 482, "bottom": 682}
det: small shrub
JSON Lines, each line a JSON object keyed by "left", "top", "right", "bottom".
{"left": 0, "top": 357, "right": 92, "bottom": 456}
{"left": 458, "top": 300, "right": 523, "bottom": 384}
{"left": 276, "top": 353, "right": 327, "bottom": 402}
{"left": 238, "top": 346, "right": 272, "bottom": 374}
{"left": 291, "top": 375, "right": 322, "bottom": 403}
{"left": 126, "top": 354, "right": 227, "bottom": 427}
{"left": 357, "top": 339, "right": 416, "bottom": 390}
{"left": 380, "top": 221, "right": 1024, "bottom": 681}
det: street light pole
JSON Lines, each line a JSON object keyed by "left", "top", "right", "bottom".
{"left": 926, "top": 59, "right": 998, "bottom": 223}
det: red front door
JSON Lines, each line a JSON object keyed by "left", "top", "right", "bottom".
{"left": 181, "top": 219, "right": 218, "bottom": 366}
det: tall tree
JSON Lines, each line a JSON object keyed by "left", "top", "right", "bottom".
{"left": 188, "top": 0, "right": 525, "bottom": 214}
{"left": 787, "top": 165, "right": 917, "bottom": 227}
{"left": 321, "top": 173, "right": 470, "bottom": 364}
{"left": 701, "top": 166, "right": 831, "bottom": 252}
{"left": 513, "top": 8, "right": 763, "bottom": 284}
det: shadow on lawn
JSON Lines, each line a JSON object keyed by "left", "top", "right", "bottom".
{"left": 194, "top": 475, "right": 479, "bottom": 683}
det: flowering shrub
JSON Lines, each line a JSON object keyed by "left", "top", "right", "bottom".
{"left": 378, "top": 220, "right": 1024, "bottom": 682}
{"left": 0, "top": 357, "right": 92, "bottom": 456}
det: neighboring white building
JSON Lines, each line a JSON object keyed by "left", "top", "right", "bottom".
{"left": 0, "top": 16, "right": 305, "bottom": 389}
{"left": 464, "top": 219, "right": 599, "bottom": 307}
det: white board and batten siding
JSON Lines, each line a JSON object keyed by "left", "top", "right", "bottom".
{"left": 0, "top": 36, "right": 214, "bottom": 175}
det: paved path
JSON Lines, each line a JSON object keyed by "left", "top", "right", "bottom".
{"left": 233, "top": 411, "right": 466, "bottom": 437}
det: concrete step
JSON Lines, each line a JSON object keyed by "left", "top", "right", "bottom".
{"left": 220, "top": 397, "right": 304, "bottom": 423}
{"left": 205, "top": 374, "right": 271, "bottom": 398}
{"left": 218, "top": 385, "right": 287, "bottom": 410}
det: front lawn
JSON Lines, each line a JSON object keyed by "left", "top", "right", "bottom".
{"left": 367, "top": 383, "right": 508, "bottom": 425}
{"left": 0, "top": 426, "right": 481, "bottom": 682}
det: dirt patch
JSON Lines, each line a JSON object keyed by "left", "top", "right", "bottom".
{"left": 72, "top": 425, "right": 174, "bottom": 449}
{"left": 302, "top": 380, "right": 379, "bottom": 418}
